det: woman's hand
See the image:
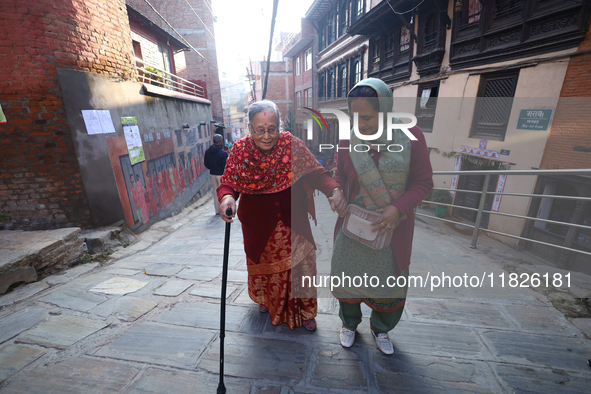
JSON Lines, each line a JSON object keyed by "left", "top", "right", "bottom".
{"left": 372, "top": 205, "right": 400, "bottom": 234}
{"left": 328, "top": 189, "right": 347, "bottom": 217}
{"left": 219, "top": 196, "right": 236, "bottom": 223}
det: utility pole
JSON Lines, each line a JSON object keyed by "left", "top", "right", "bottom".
{"left": 262, "top": 0, "right": 279, "bottom": 100}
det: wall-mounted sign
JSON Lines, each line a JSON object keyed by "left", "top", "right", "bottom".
{"left": 121, "top": 116, "right": 145, "bottom": 165}
{"left": 516, "top": 109, "right": 553, "bottom": 131}
{"left": 500, "top": 149, "right": 510, "bottom": 155}
{"left": 82, "top": 110, "right": 116, "bottom": 134}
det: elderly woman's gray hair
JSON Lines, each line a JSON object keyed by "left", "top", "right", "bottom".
{"left": 248, "top": 100, "right": 282, "bottom": 128}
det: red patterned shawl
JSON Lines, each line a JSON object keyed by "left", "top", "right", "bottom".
{"left": 219, "top": 131, "right": 321, "bottom": 195}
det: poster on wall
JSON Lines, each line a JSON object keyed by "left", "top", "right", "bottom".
{"left": 0, "top": 103, "right": 6, "bottom": 124}
{"left": 121, "top": 116, "right": 145, "bottom": 165}
{"left": 82, "top": 110, "right": 116, "bottom": 134}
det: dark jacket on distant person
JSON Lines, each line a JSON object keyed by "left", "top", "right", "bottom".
{"left": 204, "top": 144, "right": 228, "bottom": 175}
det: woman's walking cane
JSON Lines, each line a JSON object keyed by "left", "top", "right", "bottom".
{"left": 217, "top": 207, "right": 233, "bottom": 394}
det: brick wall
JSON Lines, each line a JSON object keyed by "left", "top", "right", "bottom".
{"left": 539, "top": 27, "right": 591, "bottom": 169}
{"left": 126, "top": 0, "right": 223, "bottom": 121}
{"left": 0, "top": 0, "right": 136, "bottom": 230}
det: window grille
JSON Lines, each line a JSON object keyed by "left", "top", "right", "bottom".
{"left": 470, "top": 70, "right": 519, "bottom": 140}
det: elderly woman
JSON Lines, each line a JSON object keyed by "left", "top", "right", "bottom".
{"left": 218, "top": 100, "right": 346, "bottom": 331}
{"left": 331, "top": 78, "right": 433, "bottom": 354}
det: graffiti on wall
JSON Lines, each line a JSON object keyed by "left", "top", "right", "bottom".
{"left": 107, "top": 123, "right": 211, "bottom": 229}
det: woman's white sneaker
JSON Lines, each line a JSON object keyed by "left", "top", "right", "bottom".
{"left": 340, "top": 327, "right": 356, "bottom": 348}
{"left": 371, "top": 329, "right": 394, "bottom": 355}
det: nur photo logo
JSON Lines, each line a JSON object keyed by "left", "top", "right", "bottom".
{"left": 302, "top": 107, "right": 418, "bottom": 153}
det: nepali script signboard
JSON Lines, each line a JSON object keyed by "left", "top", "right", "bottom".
{"left": 121, "top": 116, "right": 145, "bottom": 165}
{"left": 516, "top": 109, "right": 553, "bottom": 131}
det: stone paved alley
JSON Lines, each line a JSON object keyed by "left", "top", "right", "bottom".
{"left": 0, "top": 193, "right": 590, "bottom": 393}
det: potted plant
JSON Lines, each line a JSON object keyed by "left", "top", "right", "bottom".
{"left": 432, "top": 189, "right": 453, "bottom": 217}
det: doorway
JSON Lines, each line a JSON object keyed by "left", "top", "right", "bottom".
{"left": 454, "top": 155, "right": 501, "bottom": 228}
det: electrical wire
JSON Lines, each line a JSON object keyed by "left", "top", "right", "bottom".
{"left": 202, "top": 0, "right": 214, "bottom": 14}
{"left": 183, "top": 0, "right": 216, "bottom": 40}
{"left": 386, "top": 0, "right": 426, "bottom": 15}
{"left": 142, "top": 0, "right": 218, "bottom": 70}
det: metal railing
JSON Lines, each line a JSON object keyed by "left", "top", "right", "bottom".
{"left": 135, "top": 58, "right": 205, "bottom": 99}
{"left": 417, "top": 169, "right": 591, "bottom": 258}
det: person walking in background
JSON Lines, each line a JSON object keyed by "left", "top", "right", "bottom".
{"left": 204, "top": 134, "right": 228, "bottom": 215}
{"left": 217, "top": 100, "right": 346, "bottom": 331}
{"left": 330, "top": 78, "right": 433, "bottom": 355}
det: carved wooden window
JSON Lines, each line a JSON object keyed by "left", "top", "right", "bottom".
{"left": 460, "top": 0, "right": 482, "bottom": 26}
{"left": 339, "top": 0, "right": 350, "bottom": 37}
{"left": 338, "top": 62, "right": 348, "bottom": 97}
{"left": 370, "top": 35, "right": 381, "bottom": 72}
{"left": 385, "top": 30, "right": 395, "bottom": 61}
{"left": 416, "top": 81, "right": 440, "bottom": 134}
{"left": 328, "top": 10, "right": 337, "bottom": 45}
{"left": 352, "top": 0, "right": 364, "bottom": 23}
{"left": 327, "top": 68, "right": 336, "bottom": 98}
{"left": 319, "top": 22, "right": 326, "bottom": 51}
{"left": 319, "top": 72, "right": 326, "bottom": 100}
{"left": 470, "top": 70, "right": 520, "bottom": 141}
{"left": 424, "top": 13, "right": 439, "bottom": 46}
{"left": 495, "top": 0, "right": 523, "bottom": 18}
{"left": 350, "top": 56, "right": 362, "bottom": 87}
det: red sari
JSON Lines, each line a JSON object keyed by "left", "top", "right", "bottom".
{"left": 218, "top": 131, "right": 339, "bottom": 329}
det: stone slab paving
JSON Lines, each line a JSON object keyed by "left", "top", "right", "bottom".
{"left": 310, "top": 343, "right": 367, "bottom": 390}
{"left": 226, "top": 269, "right": 248, "bottom": 283}
{"left": 153, "top": 279, "right": 193, "bottom": 296}
{"left": 406, "top": 299, "right": 517, "bottom": 329}
{"left": 198, "top": 332, "right": 308, "bottom": 384}
{"left": 175, "top": 266, "right": 221, "bottom": 281}
{"left": 92, "top": 296, "right": 158, "bottom": 321}
{"left": 89, "top": 277, "right": 148, "bottom": 295}
{"left": 491, "top": 362, "right": 591, "bottom": 393}
{"left": 38, "top": 288, "right": 107, "bottom": 311}
{"left": 0, "top": 357, "right": 139, "bottom": 393}
{"left": 0, "top": 306, "right": 47, "bottom": 344}
{"left": 15, "top": 314, "right": 109, "bottom": 349}
{"left": 373, "top": 352, "right": 501, "bottom": 393}
{"left": 144, "top": 263, "right": 185, "bottom": 277}
{"left": 183, "top": 254, "right": 245, "bottom": 267}
{"left": 156, "top": 301, "right": 249, "bottom": 331}
{"left": 481, "top": 330, "right": 591, "bottom": 372}
{"left": 101, "top": 267, "right": 142, "bottom": 276}
{"left": 42, "top": 262, "right": 99, "bottom": 286}
{"left": 1, "top": 194, "right": 590, "bottom": 393}
{"left": 190, "top": 283, "right": 237, "bottom": 299}
{"left": 92, "top": 321, "right": 215, "bottom": 368}
{"left": 0, "top": 281, "right": 49, "bottom": 308}
{"left": 0, "top": 344, "right": 45, "bottom": 382}
{"left": 126, "top": 367, "right": 252, "bottom": 394}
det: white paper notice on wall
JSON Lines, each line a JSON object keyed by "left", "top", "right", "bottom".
{"left": 82, "top": 110, "right": 116, "bottom": 135}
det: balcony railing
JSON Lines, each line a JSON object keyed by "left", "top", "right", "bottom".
{"left": 135, "top": 58, "right": 205, "bottom": 99}
{"left": 418, "top": 169, "right": 591, "bottom": 259}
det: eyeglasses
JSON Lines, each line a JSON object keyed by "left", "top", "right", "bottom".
{"left": 251, "top": 128, "right": 279, "bottom": 136}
